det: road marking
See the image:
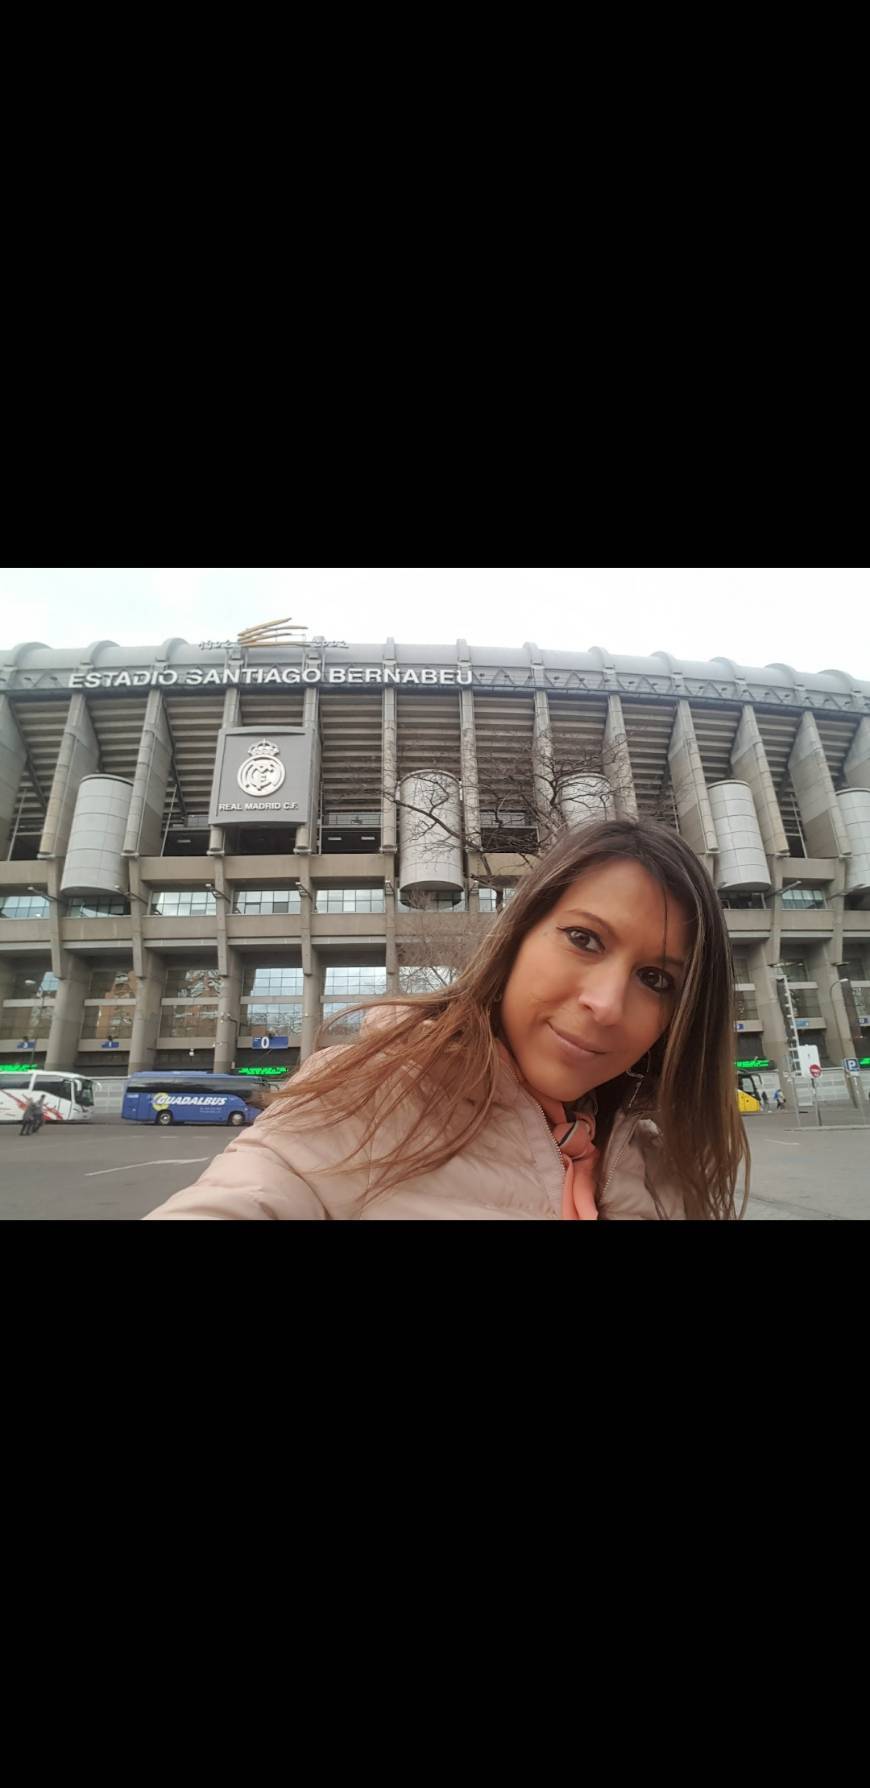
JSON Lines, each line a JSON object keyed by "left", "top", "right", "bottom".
{"left": 86, "top": 1158, "right": 211, "bottom": 1177}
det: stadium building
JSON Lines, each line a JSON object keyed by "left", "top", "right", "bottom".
{"left": 1, "top": 627, "right": 869, "bottom": 1088}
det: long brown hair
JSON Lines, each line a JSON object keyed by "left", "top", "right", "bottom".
{"left": 274, "top": 819, "right": 749, "bottom": 1219}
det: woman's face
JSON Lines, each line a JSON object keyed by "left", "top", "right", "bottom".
{"left": 501, "top": 859, "right": 693, "bottom": 1104}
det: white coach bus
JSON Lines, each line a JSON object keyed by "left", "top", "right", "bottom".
{"left": 0, "top": 1068, "right": 97, "bottom": 1124}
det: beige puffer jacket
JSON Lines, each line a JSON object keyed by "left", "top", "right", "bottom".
{"left": 145, "top": 1049, "right": 687, "bottom": 1221}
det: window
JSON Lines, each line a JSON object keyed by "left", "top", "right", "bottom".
{"left": 323, "top": 968, "right": 387, "bottom": 998}
{"left": 731, "top": 952, "right": 754, "bottom": 981}
{"left": 150, "top": 890, "right": 217, "bottom": 917}
{"left": 478, "top": 887, "right": 517, "bottom": 913}
{"left": 790, "top": 990, "right": 823, "bottom": 1020}
{"left": 1, "top": 999, "right": 54, "bottom": 1039}
{"left": 81, "top": 1006, "right": 135, "bottom": 1039}
{"left": 840, "top": 957, "right": 868, "bottom": 983}
{"left": 734, "top": 990, "right": 759, "bottom": 1022}
{"left": 159, "top": 1005, "right": 218, "bottom": 1038}
{"left": 720, "top": 892, "right": 767, "bottom": 911}
{"left": 780, "top": 960, "right": 811, "bottom": 984}
{"left": 780, "top": 887, "right": 827, "bottom": 909}
{"left": 241, "top": 1003, "right": 303, "bottom": 1034}
{"left": 479, "top": 809, "right": 534, "bottom": 830}
{"left": 233, "top": 889, "right": 302, "bottom": 916}
{"left": 87, "top": 968, "right": 138, "bottom": 1000}
{"left": 398, "top": 891, "right": 467, "bottom": 912}
{"left": 242, "top": 967, "right": 304, "bottom": 997}
{"left": 0, "top": 893, "right": 50, "bottom": 919}
{"left": 325, "top": 811, "right": 381, "bottom": 829}
{"left": 398, "top": 966, "right": 456, "bottom": 994}
{"left": 10, "top": 971, "right": 58, "bottom": 999}
{"left": 65, "top": 896, "right": 130, "bottom": 918}
{"left": 164, "top": 966, "right": 223, "bottom": 998}
{"left": 316, "top": 889, "right": 386, "bottom": 914}
{"left": 321, "top": 1004, "right": 365, "bottom": 1034}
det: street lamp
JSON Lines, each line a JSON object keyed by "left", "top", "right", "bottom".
{"left": 773, "top": 966, "right": 804, "bottom": 1129}
{"left": 22, "top": 979, "right": 47, "bottom": 1068}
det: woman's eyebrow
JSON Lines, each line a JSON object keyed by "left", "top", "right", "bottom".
{"left": 563, "top": 908, "right": 687, "bottom": 971}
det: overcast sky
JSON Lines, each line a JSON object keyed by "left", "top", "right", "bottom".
{"left": 1, "top": 568, "right": 867, "bottom": 678}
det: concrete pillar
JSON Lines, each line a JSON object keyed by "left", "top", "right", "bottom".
{"left": 533, "top": 689, "right": 557, "bottom": 836}
{"left": 123, "top": 689, "right": 173, "bottom": 858}
{"left": 0, "top": 957, "right": 17, "bottom": 1041}
{"left": 844, "top": 718, "right": 870, "bottom": 790}
{"left": 458, "top": 641, "right": 481, "bottom": 850}
{"left": 128, "top": 971, "right": 164, "bottom": 1075}
{"left": 731, "top": 705, "right": 789, "bottom": 856}
{"left": 299, "top": 862, "right": 320, "bottom": 1059}
{"left": 829, "top": 972, "right": 863, "bottom": 1060}
{"left": 605, "top": 695, "right": 637, "bottom": 820}
{"left": 385, "top": 882, "right": 399, "bottom": 995}
{"left": 0, "top": 694, "right": 26, "bottom": 859}
{"left": 45, "top": 954, "right": 90, "bottom": 1069}
{"left": 742, "top": 942, "right": 787, "bottom": 1066}
{"left": 301, "top": 947, "right": 322, "bottom": 1061}
{"left": 294, "top": 683, "right": 321, "bottom": 854}
{"left": 208, "top": 687, "right": 241, "bottom": 856}
{"left": 215, "top": 948, "right": 242, "bottom": 1074}
{"left": 39, "top": 694, "right": 99, "bottom": 861}
{"left": 816, "top": 945, "right": 853, "bottom": 1062}
{"left": 788, "top": 712, "right": 851, "bottom": 859}
{"left": 668, "top": 702, "right": 718, "bottom": 856}
{"left": 382, "top": 682, "right": 398, "bottom": 856}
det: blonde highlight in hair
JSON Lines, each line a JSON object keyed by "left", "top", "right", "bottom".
{"left": 272, "top": 819, "right": 749, "bottom": 1218}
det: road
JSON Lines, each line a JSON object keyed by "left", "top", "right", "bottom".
{"left": 1, "top": 1113, "right": 868, "bottom": 1220}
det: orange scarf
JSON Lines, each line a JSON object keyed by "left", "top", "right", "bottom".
{"left": 498, "top": 1044, "right": 599, "bottom": 1221}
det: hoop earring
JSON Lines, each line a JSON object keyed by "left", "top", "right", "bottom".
{"left": 626, "top": 1051, "right": 652, "bottom": 1083}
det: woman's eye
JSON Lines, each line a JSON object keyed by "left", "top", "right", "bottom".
{"left": 639, "top": 967, "right": 675, "bottom": 995}
{"left": 561, "top": 928, "right": 603, "bottom": 953}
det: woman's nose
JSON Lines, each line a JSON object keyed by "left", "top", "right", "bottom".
{"left": 578, "top": 968, "right": 628, "bottom": 1027}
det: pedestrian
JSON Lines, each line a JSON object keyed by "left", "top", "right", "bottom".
{"left": 761, "top": 1090, "right": 770, "bottom": 1113}
{"left": 146, "top": 818, "right": 749, "bottom": 1222}
{"left": 19, "top": 1095, "right": 38, "bottom": 1136}
{"left": 774, "top": 1088, "right": 786, "bottom": 1112}
{"left": 20, "top": 1094, "right": 45, "bottom": 1136}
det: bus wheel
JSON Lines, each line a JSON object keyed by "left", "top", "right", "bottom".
{"left": 228, "top": 1112, "right": 245, "bottom": 1127}
{"left": 156, "top": 1112, "right": 173, "bottom": 1127}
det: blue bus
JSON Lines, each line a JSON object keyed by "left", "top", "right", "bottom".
{"left": 122, "top": 1071, "right": 269, "bottom": 1128}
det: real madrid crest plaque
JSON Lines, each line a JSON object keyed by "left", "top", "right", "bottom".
{"left": 209, "top": 726, "right": 314, "bottom": 827}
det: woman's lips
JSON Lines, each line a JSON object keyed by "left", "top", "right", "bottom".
{"left": 547, "top": 1022, "right": 605, "bottom": 1063}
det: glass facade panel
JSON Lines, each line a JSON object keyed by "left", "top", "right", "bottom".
{"left": 241, "top": 967, "right": 304, "bottom": 997}
{"left": 151, "top": 890, "right": 217, "bottom": 917}
{"left": 164, "top": 966, "right": 223, "bottom": 998}
{"left": 323, "top": 968, "right": 387, "bottom": 997}
{"left": 0, "top": 894, "right": 50, "bottom": 919}
{"left": 316, "top": 889, "right": 386, "bottom": 914}
{"left": 233, "top": 889, "right": 302, "bottom": 916}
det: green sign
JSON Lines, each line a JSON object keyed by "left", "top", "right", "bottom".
{"left": 238, "top": 1065, "right": 290, "bottom": 1078}
{"left": 735, "top": 1058, "right": 771, "bottom": 1071}
{"left": 1, "top": 1063, "right": 34, "bottom": 1073}
{"left": 861, "top": 1058, "right": 870, "bottom": 1069}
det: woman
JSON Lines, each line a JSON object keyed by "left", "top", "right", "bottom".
{"left": 146, "top": 819, "right": 748, "bottom": 1221}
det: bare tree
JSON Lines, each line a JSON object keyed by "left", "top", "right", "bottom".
{"left": 386, "top": 732, "right": 634, "bottom": 887}
{"left": 395, "top": 894, "right": 490, "bottom": 995}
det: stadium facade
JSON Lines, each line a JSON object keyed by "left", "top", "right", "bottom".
{"left": 1, "top": 629, "right": 869, "bottom": 1086}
